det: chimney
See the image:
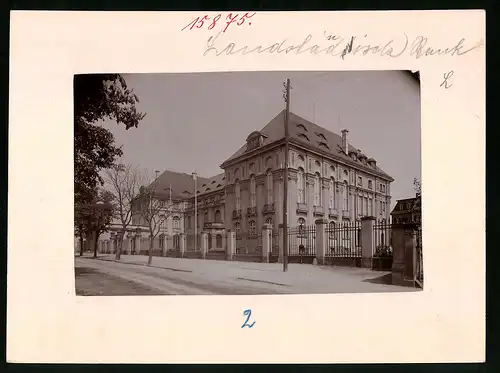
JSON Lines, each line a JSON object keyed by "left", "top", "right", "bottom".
{"left": 341, "top": 129, "right": 349, "bottom": 154}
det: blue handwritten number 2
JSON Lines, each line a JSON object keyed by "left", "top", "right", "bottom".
{"left": 241, "top": 309, "right": 256, "bottom": 328}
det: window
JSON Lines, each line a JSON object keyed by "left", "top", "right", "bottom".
{"left": 249, "top": 220, "right": 256, "bottom": 236}
{"left": 216, "top": 234, "right": 222, "bottom": 248}
{"left": 357, "top": 176, "right": 362, "bottom": 186}
{"left": 173, "top": 234, "right": 180, "bottom": 249}
{"left": 197, "top": 213, "right": 200, "bottom": 228}
{"left": 380, "top": 201, "right": 383, "bottom": 215}
{"left": 173, "top": 216, "right": 180, "bottom": 229}
{"left": 160, "top": 215, "right": 166, "bottom": 230}
{"left": 364, "top": 197, "right": 368, "bottom": 216}
{"left": 297, "top": 124, "right": 308, "bottom": 131}
{"left": 298, "top": 133, "right": 310, "bottom": 142}
{"left": 235, "top": 180, "right": 241, "bottom": 210}
{"left": 368, "top": 180, "right": 373, "bottom": 189}
{"left": 204, "top": 211, "right": 208, "bottom": 223}
{"left": 343, "top": 182, "right": 349, "bottom": 211}
{"left": 265, "top": 218, "right": 273, "bottom": 226}
{"left": 314, "top": 173, "right": 321, "bottom": 206}
{"left": 187, "top": 216, "right": 191, "bottom": 229}
{"left": 235, "top": 222, "right": 241, "bottom": 237}
{"left": 329, "top": 178, "right": 336, "bottom": 209}
{"left": 249, "top": 175, "right": 256, "bottom": 208}
{"left": 266, "top": 170, "right": 273, "bottom": 204}
{"left": 298, "top": 218, "right": 306, "bottom": 234}
{"left": 358, "top": 196, "right": 363, "bottom": 215}
{"left": 214, "top": 210, "right": 221, "bottom": 223}
{"left": 159, "top": 234, "right": 164, "bottom": 249}
{"left": 297, "top": 168, "right": 305, "bottom": 204}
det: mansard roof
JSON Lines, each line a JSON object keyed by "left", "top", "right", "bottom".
{"left": 221, "top": 110, "right": 393, "bottom": 181}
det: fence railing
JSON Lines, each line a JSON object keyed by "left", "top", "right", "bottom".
{"left": 236, "top": 232, "right": 262, "bottom": 255}
{"left": 271, "top": 231, "right": 280, "bottom": 255}
{"left": 185, "top": 233, "right": 201, "bottom": 252}
{"left": 325, "top": 221, "right": 361, "bottom": 257}
{"left": 288, "top": 225, "right": 316, "bottom": 256}
{"left": 373, "top": 220, "right": 393, "bottom": 256}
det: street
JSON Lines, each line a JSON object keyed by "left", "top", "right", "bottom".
{"left": 75, "top": 255, "right": 419, "bottom": 295}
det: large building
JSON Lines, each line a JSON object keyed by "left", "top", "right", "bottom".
{"left": 120, "top": 110, "right": 394, "bottom": 253}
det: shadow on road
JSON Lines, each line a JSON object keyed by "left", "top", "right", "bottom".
{"left": 361, "top": 273, "right": 393, "bottom": 285}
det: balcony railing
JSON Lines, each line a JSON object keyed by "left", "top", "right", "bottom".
{"left": 296, "top": 203, "right": 307, "bottom": 214}
{"left": 247, "top": 206, "right": 257, "bottom": 217}
{"left": 232, "top": 209, "right": 242, "bottom": 220}
{"left": 263, "top": 203, "right": 275, "bottom": 214}
{"left": 328, "top": 208, "right": 338, "bottom": 218}
{"left": 313, "top": 205, "right": 324, "bottom": 216}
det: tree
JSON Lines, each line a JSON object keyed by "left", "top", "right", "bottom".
{"left": 413, "top": 177, "right": 421, "bottom": 197}
{"left": 136, "top": 171, "right": 172, "bottom": 266}
{"left": 74, "top": 74, "right": 146, "bottom": 208}
{"left": 104, "top": 163, "right": 145, "bottom": 260}
{"left": 75, "top": 187, "right": 98, "bottom": 256}
{"left": 88, "top": 189, "right": 116, "bottom": 258}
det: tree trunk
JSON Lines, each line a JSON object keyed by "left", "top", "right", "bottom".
{"left": 93, "top": 232, "right": 100, "bottom": 258}
{"left": 115, "top": 231, "right": 124, "bottom": 260}
{"left": 79, "top": 231, "right": 84, "bottom": 257}
{"left": 148, "top": 235, "right": 154, "bottom": 266}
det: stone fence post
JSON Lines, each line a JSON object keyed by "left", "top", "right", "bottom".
{"left": 391, "top": 223, "right": 418, "bottom": 287}
{"left": 262, "top": 224, "right": 272, "bottom": 263}
{"left": 315, "top": 219, "right": 328, "bottom": 265}
{"left": 180, "top": 233, "right": 186, "bottom": 258}
{"left": 200, "top": 231, "right": 208, "bottom": 259}
{"left": 226, "top": 230, "right": 235, "bottom": 260}
{"left": 360, "top": 216, "right": 376, "bottom": 268}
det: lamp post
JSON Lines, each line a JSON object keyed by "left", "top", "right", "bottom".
{"left": 192, "top": 171, "right": 198, "bottom": 252}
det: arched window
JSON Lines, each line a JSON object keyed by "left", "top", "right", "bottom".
{"left": 266, "top": 170, "right": 273, "bottom": 204}
{"left": 249, "top": 175, "right": 256, "bottom": 208}
{"left": 314, "top": 172, "right": 321, "bottom": 206}
{"left": 297, "top": 167, "right": 305, "bottom": 204}
{"left": 235, "top": 222, "right": 241, "bottom": 238}
{"left": 160, "top": 215, "right": 166, "bottom": 230}
{"left": 329, "top": 178, "right": 336, "bottom": 209}
{"left": 173, "top": 216, "right": 180, "bottom": 229}
{"left": 249, "top": 220, "right": 256, "bottom": 236}
{"left": 216, "top": 234, "right": 223, "bottom": 248}
{"left": 343, "top": 181, "right": 349, "bottom": 211}
{"left": 214, "top": 210, "right": 221, "bottom": 223}
{"left": 235, "top": 180, "right": 241, "bottom": 210}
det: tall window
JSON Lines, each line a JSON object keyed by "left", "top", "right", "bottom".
{"left": 343, "top": 182, "right": 349, "bottom": 211}
{"left": 249, "top": 220, "right": 256, "bottom": 236}
{"left": 314, "top": 173, "right": 321, "bottom": 206}
{"left": 173, "top": 216, "right": 180, "bottom": 229}
{"left": 380, "top": 201, "right": 383, "bottom": 215}
{"left": 235, "top": 180, "right": 241, "bottom": 210}
{"left": 329, "top": 178, "right": 336, "bottom": 209}
{"left": 214, "top": 210, "right": 221, "bottom": 223}
{"left": 216, "top": 234, "right": 223, "bottom": 248}
{"left": 297, "top": 168, "right": 305, "bottom": 203}
{"left": 358, "top": 196, "right": 362, "bottom": 215}
{"left": 249, "top": 175, "right": 256, "bottom": 208}
{"left": 369, "top": 199, "right": 373, "bottom": 216}
{"left": 266, "top": 171, "right": 273, "bottom": 204}
{"left": 235, "top": 222, "right": 241, "bottom": 238}
{"left": 204, "top": 211, "right": 208, "bottom": 224}
{"left": 364, "top": 197, "right": 368, "bottom": 216}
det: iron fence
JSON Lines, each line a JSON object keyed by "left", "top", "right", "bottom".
{"left": 325, "top": 221, "right": 361, "bottom": 257}
{"left": 236, "top": 232, "right": 262, "bottom": 255}
{"left": 287, "top": 225, "right": 316, "bottom": 256}
{"left": 271, "top": 231, "right": 280, "bottom": 255}
{"left": 373, "top": 220, "right": 393, "bottom": 256}
{"left": 415, "top": 225, "right": 423, "bottom": 287}
{"left": 186, "top": 233, "right": 201, "bottom": 252}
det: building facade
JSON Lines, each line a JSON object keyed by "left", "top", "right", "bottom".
{"left": 85, "top": 110, "right": 394, "bottom": 254}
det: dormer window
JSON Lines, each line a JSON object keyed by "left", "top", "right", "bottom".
{"left": 297, "top": 124, "right": 308, "bottom": 132}
{"left": 211, "top": 180, "right": 216, "bottom": 184}
{"left": 246, "top": 131, "right": 265, "bottom": 152}
{"left": 315, "top": 132, "right": 327, "bottom": 140}
{"left": 202, "top": 184, "right": 207, "bottom": 187}
{"left": 318, "top": 141, "right": 330, "bottom": 150}
{"left": 298, "top": 133, "right": 310, "bottom": 142}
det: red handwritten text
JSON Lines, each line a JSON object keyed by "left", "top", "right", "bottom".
{"left": 181, "top": 13, "right": 256, "bottom": 33}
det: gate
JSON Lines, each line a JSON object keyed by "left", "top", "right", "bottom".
{"left": 415, "top": 225, "right": 423, "bottom": 287}
{"left": 325, "top": 221, "right": 361, "bottom": 258}
{"left": 236, "top": 232, "right": 262, "bottom": 255}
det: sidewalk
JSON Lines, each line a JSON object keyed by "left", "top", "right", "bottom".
{"left": 86, "top": 254, "right": 418, "bottom": 294}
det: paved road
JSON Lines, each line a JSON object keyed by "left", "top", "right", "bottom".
{"left": 75, "top": 255, "right": 419, "bottom": 295}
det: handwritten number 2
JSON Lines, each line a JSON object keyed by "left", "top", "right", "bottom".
{"left": 241, "top": 309, "right": 256, "bottom": 328}
{"left": 440, "top": 70, "right": 454, "bottom": 89}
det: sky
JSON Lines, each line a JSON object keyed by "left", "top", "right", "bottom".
{"left": 100, "top": 70, "right": 421, "bottom": 210}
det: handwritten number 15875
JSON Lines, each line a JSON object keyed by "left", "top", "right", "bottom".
{"left": 181, "top": 13, "right": 256, "bottom": 33}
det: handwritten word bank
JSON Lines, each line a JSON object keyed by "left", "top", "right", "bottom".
{"left": 203, "top": 32, "right": 484, "bottom": 59}
{"left": 182, "top": 13, "right": 255, "bottom": 33}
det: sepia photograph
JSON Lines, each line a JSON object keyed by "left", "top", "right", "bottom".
{"left": 74, "top": 70, "right": 422, "bottom": 296}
